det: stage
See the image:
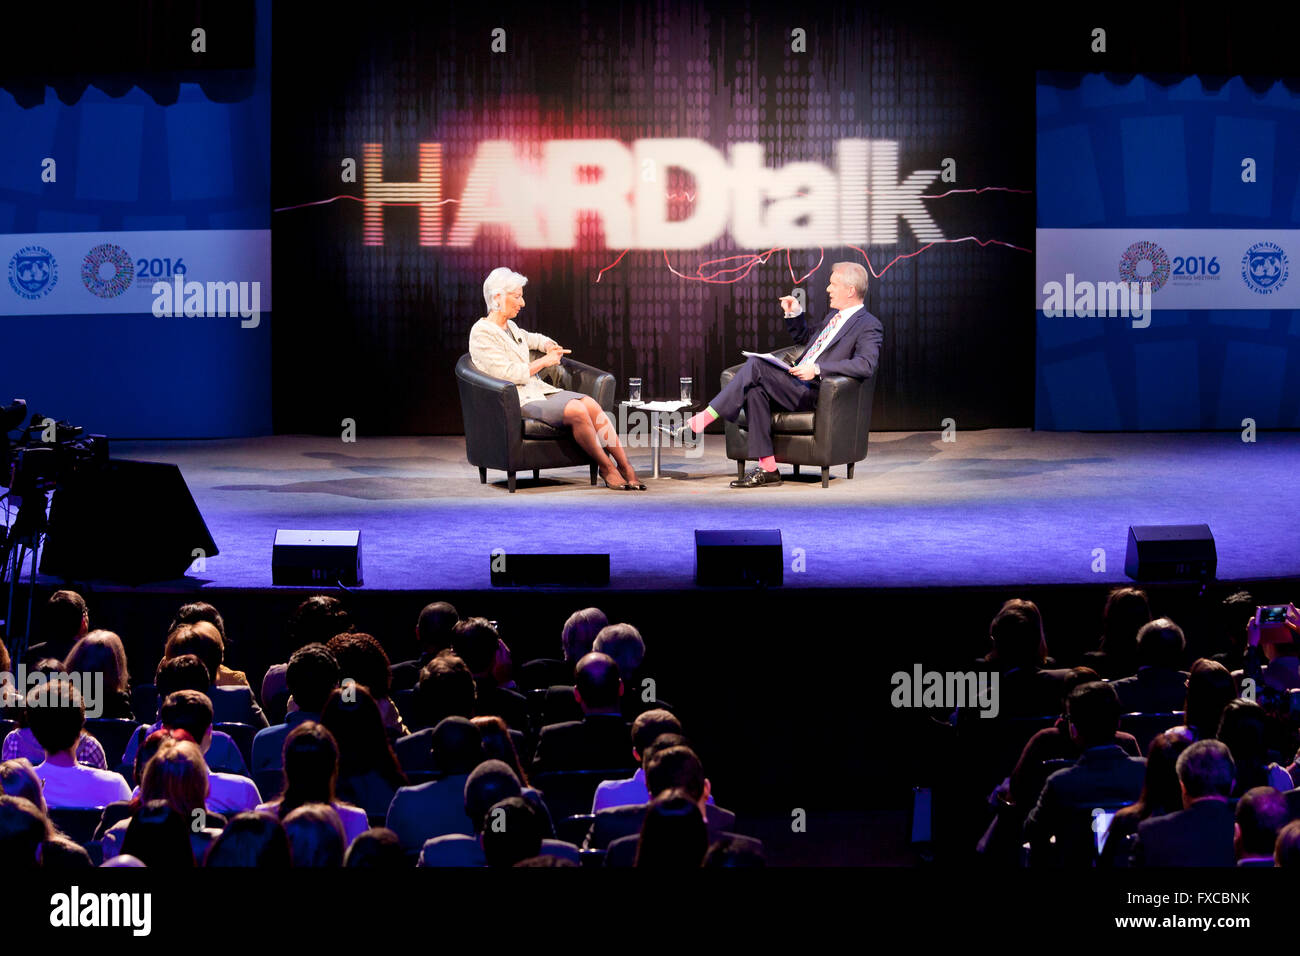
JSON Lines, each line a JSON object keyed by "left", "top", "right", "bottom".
{"left": 56, "top": 427, "right": 1300, "bottom": 592}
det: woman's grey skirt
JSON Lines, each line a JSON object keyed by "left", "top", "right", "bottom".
{"left": 520, "top": 389, "right": 590, "bottom": 427}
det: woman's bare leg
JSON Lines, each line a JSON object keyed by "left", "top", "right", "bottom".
{"left": 582, "top": 396, "right": 639, "bottom": 483}
{"left": 563, "top": 400, "right": 623, "bottom": 485}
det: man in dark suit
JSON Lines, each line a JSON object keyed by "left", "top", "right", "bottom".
{"left": 663, "top": 261, "right": 883, "bottom": 488}
{"left": 1023, "top": 682, "right": 1147, "bottom": 863}
{"left": 450, "top": 618, "right": 528, "bottom": 731}
{"left": 386, "top": 717, "right": 483, "bottom": 854}
{"left": 418, "top": 760, "right": 580, "bottom": 866}
{"left": 1132, "top": 738, "right": 1236, "bottom": 867}
{"left": 390, "top": 601, "right": 459, "bottom": 692}
{"left": 1235, "top": 786, "right": 1288, "bottom": 866}
{"left": 531, "top": 653, "right": 634, "bottom": 775}
{"left": 585, "top": 743, "right": 735, "bottom": 851}
{"left": 1108, "top": 618, "right": 1190, "bottom": 714}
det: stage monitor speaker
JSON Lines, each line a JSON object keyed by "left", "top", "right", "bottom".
{"left": 489, "top": 552, "right": 610, "bottom": 587}
{"left": 1124, "top": 524, "right": 1216, "bottom": 581}
{"left": 695, "top": 529, "right": 783, "bottom": 586}
{"left": 272, "top": 530, "right": 362, "bottom": 587}
{"left": 41, "top": 458, "right": 219, "bottom": 585}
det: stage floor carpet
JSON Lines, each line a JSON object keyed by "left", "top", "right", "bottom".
{"left": 59, "top": 428, "right": 1297, "bottom": 592}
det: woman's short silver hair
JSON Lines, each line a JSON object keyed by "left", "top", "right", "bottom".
{"left": 483, "top": 267, "right": 528, "bottom": 312}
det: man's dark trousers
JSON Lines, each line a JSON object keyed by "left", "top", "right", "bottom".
{"left": 709, "top": 357, "right": 817, "bottom": 459}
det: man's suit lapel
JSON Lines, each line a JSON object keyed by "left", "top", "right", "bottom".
{"left": 802, "top": 308, "right": 863, "bottom": 363}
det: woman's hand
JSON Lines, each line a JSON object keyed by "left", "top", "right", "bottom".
{"left": 545, "top": 345, "right": 571, "bottom": 367}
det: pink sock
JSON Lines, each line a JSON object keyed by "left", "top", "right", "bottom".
{"left": 759, "top": 456, "right": 777, "bottom": 472}
{"left": 687, "top": 411, "right": 714, "bottom": 433}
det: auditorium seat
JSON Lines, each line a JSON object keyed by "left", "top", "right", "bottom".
{"left": 556, "top": 813, "right": 595, "bottom": 846}
{"left": 721, "top": 344, "right": 877, "bottom": 487}
{"left": 48, "top": 807, "right": 104, "bottom": 847}
{"left": 1118, "top": 712, "right": 1183, "bottom": 755}
{"left": 130, "top": 684, "right": 158, "bottom": 724}
{"left": 532, "top": 769, "right": 631, "bottom": 821}
{"left": 254, "top": 768, "right": 285, "bottom": 802}
{"left": 214, "top": 722, "right": 259, "bottom": 770}
{"left": 84, "top": 718, "right": 143, "bottom": 772}
{"left": 455, "top": 351, "right": 615, "bottom": 492}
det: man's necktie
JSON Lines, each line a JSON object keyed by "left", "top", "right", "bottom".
{"left": 800, "top": 311, "right": 842, "bottom": 365}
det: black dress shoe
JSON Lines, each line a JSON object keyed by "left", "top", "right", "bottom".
{"left": 730, "top": 466, "right": 783, "bottom": 488}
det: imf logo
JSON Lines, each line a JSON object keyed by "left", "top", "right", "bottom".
{"left": 1241, "top": 241, "right": 1289, "bottom": 295}
{"left": 8, "top": 245, "right": 59, "bottom": 300}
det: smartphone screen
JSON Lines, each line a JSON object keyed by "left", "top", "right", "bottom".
{"left": 1261, "top": 606, "right": 1289, "bottom": 623}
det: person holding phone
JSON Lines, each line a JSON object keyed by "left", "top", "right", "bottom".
{"left": 469, "top": 267, "right": 644, "bottom": 490}
{"left": 1243, "top": 603, "right": 1300, "bottom": 694}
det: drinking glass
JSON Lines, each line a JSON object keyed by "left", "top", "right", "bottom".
{"left": 629, "top": 378, "right": 642, "bottom": 404}
{"left": 680, "top": 377, "right": 692, "bottom": 403}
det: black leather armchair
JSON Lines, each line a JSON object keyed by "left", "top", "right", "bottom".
{"left": 456, "top": 352, "right": 616, "bottom": 492}
{"left": 721, "top": 345, "right": 877, "bottom": 487}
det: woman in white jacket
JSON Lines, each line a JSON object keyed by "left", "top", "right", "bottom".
{"left": 469, "top": 267, "right": 644, "bottom": 489}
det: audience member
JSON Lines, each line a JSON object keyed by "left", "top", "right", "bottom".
{"left": 344, "top": 827, "right": 408, "bottom": 868}
{"left": 62, "top": 630, "right": 134, "bottom": 720}
{"left": 1108, "top": 619, "right": 1190, "bottom": 714}
{"left": 450, "top": 618, "right": 528, "bottom": 731}
{"left": 532, "top": 653, "right": 634, "bottom": 774}
{"left": 386, "top": 717, "right": 483, "bottom": 852}
{"left": 262, "top": 596, "right": 352, "bottom": 722}
{"left": 170, "top": 602, "right": 248, "bottom": 686}
{"left": 1275, "top": 820, "right": 1300, "bottom": 867}
{"left": 252, "top": 644, "right": 339, "bottom": 773}
{"left": 0, "top": 757, "right": 47, "bottom": 814}
{"left": 517, "top": 607, "right": 607, "bottom": 692}
{"left": 481, "top": 796, "right": 544, "bottom": 867}
{"left": 2, "top": 660, "right": 109, "bottom": 770}
{"left": 27, "top": 681, "right": 130, "bottom": 808}
{"left": 1099, "top": 731, "right": 1193, "bottom": 866}
{"left": 418, "top": 760, "right": 579, "bottom": 867}
{"left": 1208, "top": 591, "right": 1255, "bottom": 672}
{"left": 1166, "top": 658, "right": 1235, "bottom": 741}
{"left": 283, "top": 802, "right": 347, "bottom": 867}
{"left": 1023, "top": 682, "right": 1147, "bottom": 862}
{"left": 326, "top": 632, "right": 408, "bottom": 738}
{"left": 0, "top": 794, "right": 51, "bottom": 869}
{"left": 103, "top": 737, "right": 224, "bottom": 862}
{"left": 120, "top": 654, "right": 248, "bottom": 777}
{"left": 24, "top": 590, "right": 89, "bottom": 665}
{"left": 1131, "top": 738, "right": 1236, "bottom": 866}
{"left": 590, "top": 744, "right": 737, "bottom": 859}
{"left": 164, "top": 622, "right": 267, "bottom": 727}
{"left": 390, "top": 601, "right": 459, "bottom": 691}
{"left": 592, "top": 709, "right": 685, "bottom": 812}
{"left": 120, "top": 799, "right": 198, "bottom": 867}
{"left": 632, "top": 789, "right": 707, "bottom": 868}
{"left": 1082, "top": 587, "right": 1152, "bottom": 680}
{"left": 320, "top": 685, "right": 407, "bottom": 818}
{"left": 394, "top": 653, "right": 476, "bottom": 768}
{"left": 157, "top": 691, "right": 261, "bottom": 813}
{"left": 204, "top": 810, "right": 292, "bottom": 867}
{"left": 255, "top": 722, "right": 368, "bottom": 847}
{"left": 594, "top": 623, "right": 658, "bottom": 720}
{"left": 1216, "top": 698, "right": 1291, "bottom": 794}
{"left": 1235, "top": 786, "right": 1288, "bottom": 866}
{"left": 972, "top": 599, "right": 1071, "bottom": 719}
